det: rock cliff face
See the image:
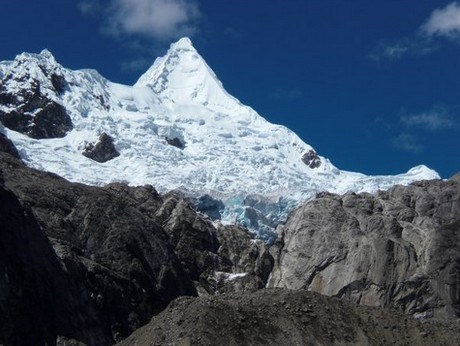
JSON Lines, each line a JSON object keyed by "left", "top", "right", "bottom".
{"left": 0, "top": 148, "right": 269, "bottom": 345}
{"left": 154, "top": 192, "right": 273, "bottom": 294}
{"left": 0, "top": 185, "right": 65, "bottom": 345}
{"left": 0, "top": 152, "right": 197, "bottom": 345}
{"left": 268, "top": 177, "right": 460, "bottom": 319}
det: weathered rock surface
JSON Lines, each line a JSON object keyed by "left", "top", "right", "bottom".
{"left": 0, "top": 153, "right": 196, "bottom": 344}
{"left": 154, "top": 192, "right": 273, "bottom": 295}
{"left": 0, "top": 152, "right": 270, "bottom": 345}
{"left": 268, "top": 176, "right": 460, "bottom": 319}
{"left": 82, "top": 132, "right": 120, "bottom": 163}
{"left": 117, "top": 288, "right": 460, "bottom": 346}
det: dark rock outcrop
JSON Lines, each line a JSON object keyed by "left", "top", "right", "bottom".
{"left": 0, "top": 82, "right": 72, "bottom": 139}
{"left": 0, "top": 153, "right": 270, "bottom": 344}
{"left": 0, "top": 132, "right": 20, "bottom": 158}
{"left": 301, "top": 149, "right": 321, "bottom": 168}
{"left": 0, "top": 153, "right": 197, "bottom": 345}
{"left": 82, "top": 132, "right": 120, "bottom": 163}
{"left": 268, "top": 176, "right": 460, "bottom": 319}
{"left": 0, "top": 186, "right": 66, "bottom": 345}
{"left": 165, "top": 136, "right": 184, "bottom": 149}
{"left": 117, "top": 289, "right": 460, "bottom": 346}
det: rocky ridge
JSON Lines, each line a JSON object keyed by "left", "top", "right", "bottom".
{"left": 268, "top": 176, "right": 460, "bottom": 319}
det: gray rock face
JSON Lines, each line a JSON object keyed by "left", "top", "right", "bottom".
{"left": 165, "top": 136, "right": 185, "bottom": 149}
{"left": 0, "top": 153, "right": 197, "bottom": 345}
{"left": 0, "top": 152, "right": 270, "bottom": 345}
{"left": 154, "top": 192, "right": 273, "bottom": 295}
{"left": 268, "top": 176, "right": 460, "bottom": 319}
{"left": 301, "top": 149, "right": 321, "bottom": 168}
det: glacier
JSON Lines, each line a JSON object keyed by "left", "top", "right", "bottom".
{"left": 0, "top": 38, "right": 439, "bottom": 240}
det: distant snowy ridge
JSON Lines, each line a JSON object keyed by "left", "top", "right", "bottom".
{"left": 0, "top": 38, "right": 440, "bottom": 239}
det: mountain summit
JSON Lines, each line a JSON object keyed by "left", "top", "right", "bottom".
{"left": 135, "top": 37, "right": 243, "bottom": 113}
{"left": 0, "top": 38, "right": 439, "bottom": 239}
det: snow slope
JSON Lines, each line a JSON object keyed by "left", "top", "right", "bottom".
{"left": 0, "top": 38, "right": 440, "bottom": 239}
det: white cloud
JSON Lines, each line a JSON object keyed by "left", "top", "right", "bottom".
{"left": 79, "top": 0, "right": 200, "bottom": 41}
{"left": 421, "top": 2, "right": 460, "bottom": 38}
{"left": 372, "top": 2, "right": 460, "bottom": 61}
{"left": 401, "top": 110, "right": 456, "bottom": 131}
{"left": 392, "top": 133, "right": 423, "bottom": 153}
{"left": 371, "top": 37, "right": 435, "bottom": 61}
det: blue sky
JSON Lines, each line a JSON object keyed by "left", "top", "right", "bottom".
{"left": 1, "top": 0, "right": 459, "bottom": 178}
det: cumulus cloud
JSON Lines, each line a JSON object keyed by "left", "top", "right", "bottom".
{"left": 392, "top": 133, "right": 423, "bottom": 153}
{"left": 421, "top": 1, "right": 460, "bottom": 38}
{"left": 79, "top": 0, "right": 200, "bottom": 41}
{"left": 372, "top": 2, "right": 460, "bottom": 60}
{"left": 401, "top": 109, "right": 456, "bottom": 131}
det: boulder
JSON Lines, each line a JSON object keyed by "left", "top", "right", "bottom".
{"left": 301, "top": 149, "right": 321, "bottom": 168}
{"left": 82, "top": 132, "right": 120, "bottom": 163}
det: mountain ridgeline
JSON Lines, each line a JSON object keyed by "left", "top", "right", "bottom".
{"left": 0, "top": 38, "right": 439, "bottom": 239}
{"left": 0, "top": 39, "right": 458, "bottom": 345}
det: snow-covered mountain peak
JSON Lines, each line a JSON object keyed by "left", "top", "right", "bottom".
{"left": 135, "top": 37, "right": 243, "bottom": 113}
{"left": 169, "top": 36, "right": 196, "bottom": 52}
{"left": 15, "top": 48, "right": 57, "bottom": 64}
{"left": 0, "top": 43, "right": 441, "bottom": 240}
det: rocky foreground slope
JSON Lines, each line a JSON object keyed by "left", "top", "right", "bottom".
{"left": 0, "top": 149, "right": 270, "bottom": 345}
{"left": 0, "top": 139, "right": 459, "bottom": 345}
{"left": 118, "top": 289, "right": 460, "bottom": 346}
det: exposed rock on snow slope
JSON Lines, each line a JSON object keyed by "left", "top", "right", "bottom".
{"left": 0, "top": 38, "right": 439, "bottom": 238}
